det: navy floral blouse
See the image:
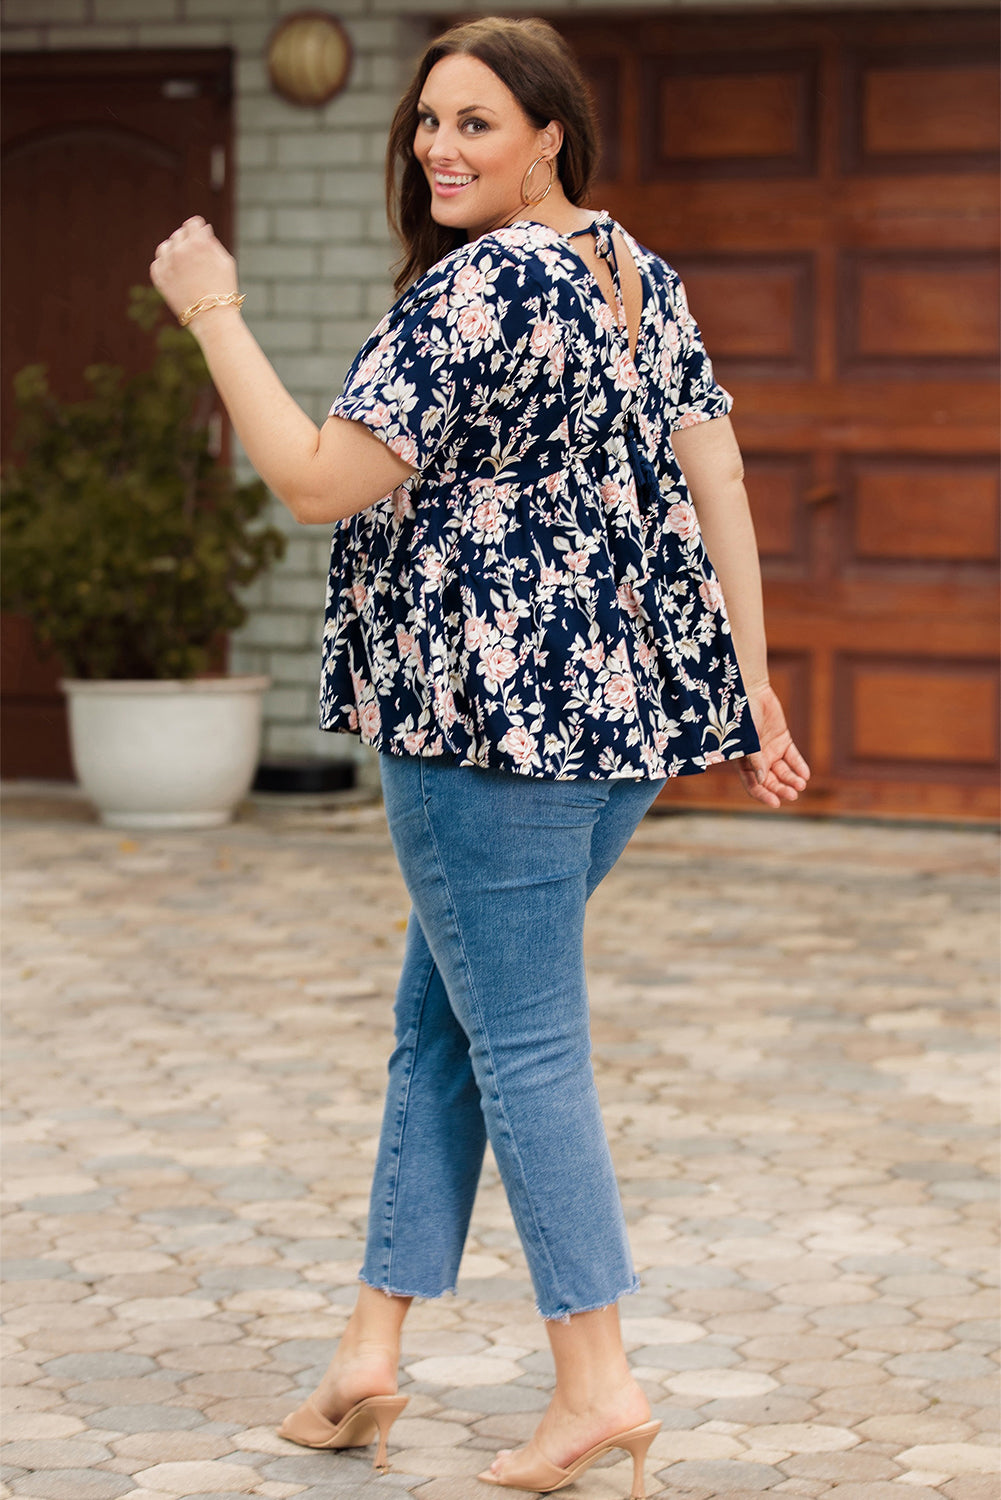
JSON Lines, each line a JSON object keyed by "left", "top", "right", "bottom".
{"left": 320, "top": 211, "right": 759, "bottom": 780}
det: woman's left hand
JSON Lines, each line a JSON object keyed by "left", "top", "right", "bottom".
{"left": 149, "top": 216, "right": 238, "bottom": 324}
{"left": 736, "top": 682, "right": 811, "bottom": 809}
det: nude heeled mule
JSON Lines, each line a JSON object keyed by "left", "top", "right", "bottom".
{"left": 477, "top": 1418, "right": 661, "bottom": 1497}
{"left": 278, "top": 1394, "right": 409, "bottom": 1471}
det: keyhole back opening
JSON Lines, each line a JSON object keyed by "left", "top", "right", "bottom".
{"left": 567, "top": 223, "right": 643, "bottom": 364}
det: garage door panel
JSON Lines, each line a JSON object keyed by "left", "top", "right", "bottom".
{"left": 844, "top": 48, "right": 1001, "bottom": 172}
{"left": 834, "top": 656, "right": 1000, "bottom": 775}
{"left": 640, "top": 51, "right": 819, "bottom": 178}
{"left": 670, "top": 254, "right": 814, "bottom": 376}
{"left": 840, "top": 454, "right": 1000, "bottom": 568}
{"left": 838, "top": 252, "right": 1000, "bottom": 377}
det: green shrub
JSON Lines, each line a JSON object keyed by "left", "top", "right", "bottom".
{"left": 1, "top": 287, "right": 285, "bottom": 680}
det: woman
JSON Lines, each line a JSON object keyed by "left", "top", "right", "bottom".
{"left": 151, "top": 16, "right": 809, "bottom": 1497}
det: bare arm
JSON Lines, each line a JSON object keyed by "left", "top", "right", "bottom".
{"left": 671, "top": 415, "right": 810, "bottom": 808}
{"left": 150, "top": 217, "right": 414, "bottom": 524}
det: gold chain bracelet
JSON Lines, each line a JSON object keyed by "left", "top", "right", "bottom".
{"left": 178, "top": 291, "right": 246, "bottom": 327}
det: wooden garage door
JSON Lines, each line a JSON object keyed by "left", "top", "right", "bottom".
{"left": 556, "top": 9, "right": 999, "bottom": 820}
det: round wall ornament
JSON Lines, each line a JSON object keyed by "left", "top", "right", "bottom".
{"left": 267, "top": 11, "right": 353, "bottom": 107}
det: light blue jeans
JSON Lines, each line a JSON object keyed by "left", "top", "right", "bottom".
{"left": 361, "top": 754, "right": 665, "bottom": 1320}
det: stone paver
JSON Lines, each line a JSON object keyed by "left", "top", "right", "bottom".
{"left": 2, "top": 789, "right": 998, "bottom": 1498}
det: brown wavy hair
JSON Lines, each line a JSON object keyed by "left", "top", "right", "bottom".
{"left": 386, "top": 17, "right": 599, "bottom": 295}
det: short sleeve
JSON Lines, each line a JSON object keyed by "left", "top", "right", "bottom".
{"left": 664, "top": 274, "right": 733, "bottom": 433}
{"left": 329, "top": 249, "right": 547, "bottom": 472}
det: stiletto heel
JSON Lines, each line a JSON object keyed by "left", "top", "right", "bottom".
{"left": 623, "top": 1421, "right": 659, "bottom": 1499}
{"left": 478, "top": 1418, "right": 661, "bottom": 1495}
{"left": 278, "top": 1393, "right": 408, "bottom": 1469}
{"left": 372, "top": 1397, "right": 409, "bottom": 1471}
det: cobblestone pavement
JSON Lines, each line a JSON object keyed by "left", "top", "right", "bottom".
{"left": 2, "top": 790, "right": 998, "bottom": 1500}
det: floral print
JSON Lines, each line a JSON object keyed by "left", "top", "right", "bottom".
{"left": 321, "top": 211, "right": 759, "bottom": 780}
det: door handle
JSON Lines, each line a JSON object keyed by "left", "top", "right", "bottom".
{"left": 804, "top": 484, "right": 839, "bottom": 506}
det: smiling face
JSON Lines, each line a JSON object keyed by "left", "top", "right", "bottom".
{"left": 414, "top": 53, "right": 562, "bottom": 239}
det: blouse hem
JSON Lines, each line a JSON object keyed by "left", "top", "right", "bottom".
{"left": 318, "top": 721, "right": 759, "bottom": 782}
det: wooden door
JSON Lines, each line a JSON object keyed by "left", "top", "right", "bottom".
{"left": 556, "top": 10, "right": 999, "bottom": 820}
{"left": 1, "top": 50, "right": 233, "bottom": 779}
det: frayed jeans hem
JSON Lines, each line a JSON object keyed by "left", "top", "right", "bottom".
{"left": 536, "top": 1275, "right": 641, "bottom": 1323}
{"left": 358, "top": 1271, "right": 458, "bottom": 1302}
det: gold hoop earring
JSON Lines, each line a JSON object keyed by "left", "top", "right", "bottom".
{"left": 521, "top": 156, "right": 556, "bottom": 207}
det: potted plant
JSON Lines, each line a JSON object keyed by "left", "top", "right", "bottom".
{"left": 1, "top": 287, "right": 286, "bottom": 828}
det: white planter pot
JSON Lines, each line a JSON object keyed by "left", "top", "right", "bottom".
{"left": 62, "top": 676, "right": 271, "bottom": 830}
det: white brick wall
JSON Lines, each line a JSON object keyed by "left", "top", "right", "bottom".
{"left": 1, "top": 0, "right": 912, "bottom": 764}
